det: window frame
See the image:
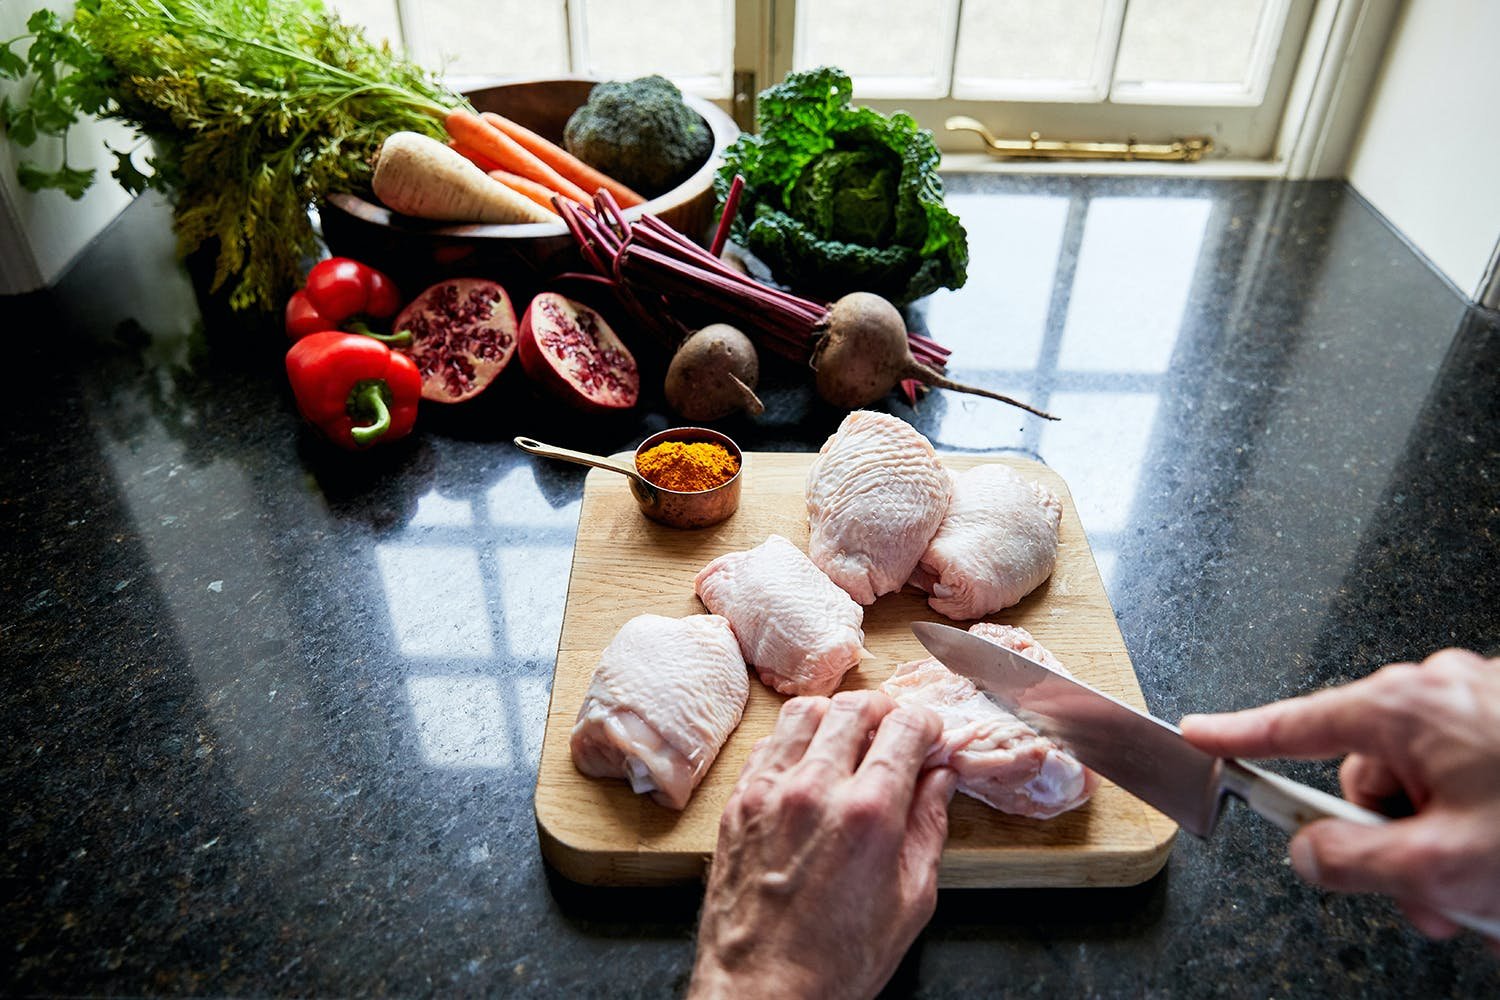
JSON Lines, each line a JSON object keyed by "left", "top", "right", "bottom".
{"left": 353, "top": 0, "right": 1396, "bottom": 179}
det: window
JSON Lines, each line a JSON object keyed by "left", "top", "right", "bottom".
{"left": 329, "top": 0, "right": 736, "bottom": 98}
{"left": 780, "top": 0, "right": 1316, "bottom": 158}
{"left": 331, "top": 0, "right": 1356, "bottom": 166}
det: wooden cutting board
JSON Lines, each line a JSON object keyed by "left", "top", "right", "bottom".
{"left": 534, "top": 452, "right": 1177, "bottom": 886}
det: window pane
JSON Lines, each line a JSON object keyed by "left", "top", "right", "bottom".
{"left": 1112, "top": 0, "right": 1286, "bottom": 104}
{"left": 953, "top": 0, "right": 1123, "bottom": 102}
{"left": 793, "top": 0, "right": 959, "bottom": 98}
{"left": 327, "top": 0, "right": 403, "bottom": 49}
{"left": 579, "top": 0, "right": 732, "bottom": 97}
{"left": 410, "top": 0, "right": 569, "bottom": 79}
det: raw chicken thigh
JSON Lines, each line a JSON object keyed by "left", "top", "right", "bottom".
{"left": 908, "top": 464, "right": 1062, "bottom": 620}
{"left": 571, "top": 613, "right": 749, "bottom": 810}
{"left": 881, "top": 622, "right": 1097, "bottom": 819}
{"left": 695, "top": 534, "right": 867, "bottom": 696}
{"left": 805, "top": 411, "right": 953, "bottom": 605}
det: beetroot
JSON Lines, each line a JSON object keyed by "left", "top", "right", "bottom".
{"left": 518, "top": 293, "right": 640, "bottom": 412}
{"left": 395, "top": 278, "right": 518, "bottom": 403}
{"left": 812, "top": 292, "right": 1054, "bottom": 416}
{"left": 665, "top": 324, "right": 764, "bottom": 421}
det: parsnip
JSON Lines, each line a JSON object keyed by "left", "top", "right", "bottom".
{"left": 372, "top": 131, "right": 559, "bottom": 225}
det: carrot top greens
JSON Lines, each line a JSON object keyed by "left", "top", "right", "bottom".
{"left": 0, "top": 0, "right": 462, "bottom": 312}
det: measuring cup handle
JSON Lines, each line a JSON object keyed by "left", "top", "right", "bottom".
{"left": 513, "top": 436, "right": 642, "bottom": 480}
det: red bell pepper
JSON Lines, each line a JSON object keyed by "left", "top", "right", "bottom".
{"left": 285, "top": 257, "right": 406, "bottom": 342}
{"left": 285, "top": 332, "right": 422, "bottom": 450}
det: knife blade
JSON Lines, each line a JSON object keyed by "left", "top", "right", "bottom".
{"left": 909, "top": 621, "right": 1500, "bottom": 940}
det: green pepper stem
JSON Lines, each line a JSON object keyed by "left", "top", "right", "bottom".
{"left": 346, "top": 321, "right": 413, "bottom": 347}
{"left": 349, "top": 384, "right": 392, "bottom": 446}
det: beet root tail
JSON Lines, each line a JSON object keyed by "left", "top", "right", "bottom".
{"left": 727, "top": 373, "right": 766, "bottom": 416}
{"left": 908, "top": 362, "right": 1059, "bottom": 420}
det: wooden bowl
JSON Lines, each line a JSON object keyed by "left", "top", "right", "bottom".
{"left": 319, "top": 78, "right": 741, "bottom": 299}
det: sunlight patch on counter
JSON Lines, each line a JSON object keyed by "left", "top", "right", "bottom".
{"left": 924, "top": 193, "right": 1069, "bottom": 369}
{"left": 1059, "top": 197, "right": 1211, "bottom": 373}
{"left": 376, "top": 545, "right": 494, "bottom": 659}
{"left": 1040, "top": 390, "right": 1160, "bottom": 535}
{"left": 494, "top": 545, "right": 574, "bottom": 662}
{"left": 406, "top": 675, "right": 512, "bottom": 767}
{"left": 485, "top": 464, "right": 582, "bottom": 528}
{"left": 409, "top": 489, "right": 476, "bottom": 528}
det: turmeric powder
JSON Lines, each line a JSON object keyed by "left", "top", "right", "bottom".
{"left": 636, "top": 440, "right": 739, "bottom": 492}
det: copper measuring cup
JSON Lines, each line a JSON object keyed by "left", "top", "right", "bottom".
{"left": 513, "top": 427, "right": 743, "bottom": 529}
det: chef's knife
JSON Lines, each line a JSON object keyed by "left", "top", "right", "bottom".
{"left": 910, "top": 621, "right": 1500, "bottom": 941}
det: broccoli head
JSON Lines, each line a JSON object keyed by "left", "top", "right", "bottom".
{"left": 563, "top": 76, "right": 714, "bottom": 197}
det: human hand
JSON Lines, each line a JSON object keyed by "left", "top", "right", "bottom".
{"left": 1180, "top": 648, "right": 1500, "bottom": 949}
{"left": 688, "top": 690, "right": 958, "bottom": 1000}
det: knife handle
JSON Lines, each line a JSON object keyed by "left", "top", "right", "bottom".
{"left": 1224, "top": 760, "right": 1500, "bottom": 942}
{"left": 1223, "top": 759, "right": 1385, "bottom": 833}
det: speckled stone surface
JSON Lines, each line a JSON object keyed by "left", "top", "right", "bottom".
{"left": 3, "top": 178, "right": 1497, "bottom": 997}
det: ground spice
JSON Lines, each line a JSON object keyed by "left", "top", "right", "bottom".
{"left": 636, "top": 440, "right": 739, "bottom": 492}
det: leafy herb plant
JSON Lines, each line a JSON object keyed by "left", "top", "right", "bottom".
{"left": 0, "top": 1, "right": 461, "bottom": 312}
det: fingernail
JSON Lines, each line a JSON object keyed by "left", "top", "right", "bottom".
{"left": 1289, "top": 835, "right": 1320, "bottom": 883}
{"left": 940, "top": 768, "right": 959, "bottom": 804}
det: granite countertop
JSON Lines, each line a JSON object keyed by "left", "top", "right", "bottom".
{"left": 4, "top": 175, "right": 1498, "bottom": 997}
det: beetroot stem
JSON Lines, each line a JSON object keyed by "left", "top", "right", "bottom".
{"left": 618, "top": 251, "right": 810, "bottom": 356}
{"left": 557, "top": 202, "right": 605, "bottom": 275}
{"left": 910, "top": 341, "right": 948, "bottom": 366}
{"left": 709, "top": 175, "right": 743, "bottom": 258}
{"left": 621, "top": 245, "right": 823, "bottom": 343}
{"left": 595, "top": 189, "right": 631, "bottom": 236}
{"left": 619, "top": 241, "right": 802, "bottom": 319}
{"left": 575, "top": 205, "right": 624, "bottom": 258}
{"left": 909, "top": 332, "right": 950, "bottom": 358}
{"left": 554, "top": 271, "right": 616, "bottom": 289}
{"left": 632, "top": 218, "right": 828, "bottom": 322}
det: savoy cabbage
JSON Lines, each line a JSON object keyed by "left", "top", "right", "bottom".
{"left": 716, "top": 66, "right": 968, "bottom": 305}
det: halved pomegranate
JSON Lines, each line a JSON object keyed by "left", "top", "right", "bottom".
{"left": 395, "top": 278, "right": 518, "bottom": 403}
{"left": 518, "top": 293, "right": 640, "bottom": 412}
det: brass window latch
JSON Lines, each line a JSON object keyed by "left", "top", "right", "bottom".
{"left": 946, "top": 116, "right": 1213, "bottom": 163}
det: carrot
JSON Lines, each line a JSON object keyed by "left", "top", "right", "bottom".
{"left": 372, "top": 131, "right": 559, "bottom": 225}
{"left": 443, "top": 109, "right": 591, "bottom": 205}
{"left": 488, "top": 169, "right": 578, "bottom": 213}
{"left": 480, "top": 111, "right": 646, "bottom": 208}
{"left": 448, "top": 139, "right": 501, "bottom": 173}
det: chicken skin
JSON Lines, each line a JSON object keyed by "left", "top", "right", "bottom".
{"left": 908, "top": 464, "right": 1062, "bottom": 620}
{"left": 571, "top": 613, "right": 749, "bottom": 810}
{"left": 695, "top": 534, "right": 867, "bottom": 696}
{"left": 805, "top": 411, "right": 953, "bottom": 605}
{"left": 881, "top": 622, "right": 1097, "bottom": 819}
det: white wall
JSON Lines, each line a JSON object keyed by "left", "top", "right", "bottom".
{"left": 1345, "top": 0, "right": 1500, "bottom": 303}
{"left": 0, "top": 3, "right": 136, "bottom": 294}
